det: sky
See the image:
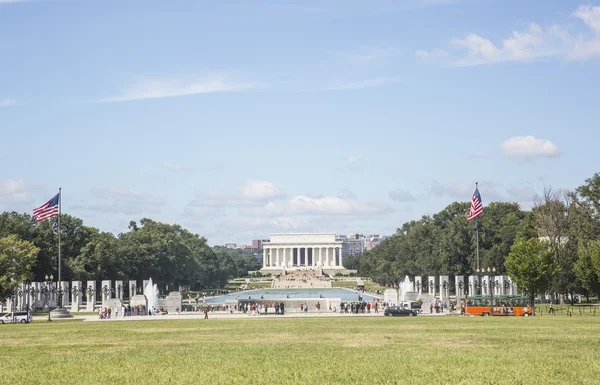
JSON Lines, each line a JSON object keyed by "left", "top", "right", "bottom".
{"left": 1, "top": 0, "right": 600, "bottom": 245}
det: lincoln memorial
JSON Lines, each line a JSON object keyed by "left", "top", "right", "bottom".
{"left": 260, "top": 233, "right": 344, "bottom": 272}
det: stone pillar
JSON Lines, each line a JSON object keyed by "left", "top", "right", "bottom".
{"left": 428, "top": 276, "right": 436, "bottom": 296}
{"left": 455, "top": 276, "right": 464, "bottom": 301}
{"left": 327, "top": 247, "right": 332, "bottom": 267}
{"left": 276, "top": 248, "right": 280, "bottom": 267}
{"left": 59, "top": 281, "right": 69, "bottom": 308}
{"left": 71, "top": 281, "right": 82, "bottom": 312}
{"left": 115, "top": 280, "right": 124, "bottom": 301}
{"left": 482, "top": 275, "right": 489, "bottom": 295}
{"left": 33, "top": 282, "right": 42, "bottom": 310}
{"left": 86, "top": 280, "right": 96, "bottom": 312}
{"left": 262, "top": 248, "right": 267, "bottom": 268}
{"left": 415, "top": 276, "right": 422, "bottom": 295}
{"left": 439, "top": 276, "right": 449, "bottom": 303}
{"left": 101, "top": 280, "right": 112, "bottom": 304}
{"left": 468, "top": 275, "right": 479, "bottom": 296}
{"left": 129, "top": 280, "right": 137, "bottom": 298}
{"left": 338, "top": 247, "right": 343, "bottom": 267}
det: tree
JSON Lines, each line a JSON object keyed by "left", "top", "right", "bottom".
{"left": 0, "top": 235, "right": 39, "bottom": 301}
{"left": 574, "top": 240, "right": 600, "bottom": 302}
{"left": 505, "top": 238, "right": 555, "bottom": 313}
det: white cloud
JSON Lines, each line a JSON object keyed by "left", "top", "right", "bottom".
{"left": 0, "top": 99, "right": 16, "bottom": 107}
{"left": 240, "top": 180, "right": 285, "bottom": 201}
{"left": 418, "top": 5, "right": 600, "bottom": 65}
{"left": 255, "top": 195, "right": 393, "bottom": 217}
{"left": 0, "top": 179, "right": 32, "bottom": 204}
{"left": 337, "top": 188, "right": 357, "bottom": 200}
{"left": 162, "top": 162, "right": 187, "bottom": 172}
{"left": 389, "top": 188, "right": 417, "bottom": 202}
{"left": 88, "top": 187, "right": 164, "bottom": 214}
{"left": 500, "top": 136, "right": 559, "bottom": 159}
{"left": 97, "top": 74, "right": 255, "bottom": 102}
{"left": 345, "top": 155, "right": 363, "bottom": 170}
{"left": 188, "top": 180, "right": 285, "bottom": 207}
{"left": 569, "top": 5, "right": 600, "bottom": 61}
{"left": 327, "top": 77, "right": 402, "bottom": 91}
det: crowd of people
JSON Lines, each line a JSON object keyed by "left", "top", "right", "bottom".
{"left": 340, "top": 301, "right": 381, "bottom": 314}
{"left": 98, "top": 304, "right": 169, "bottom": 319}
{"left": 271, "top": 269, "right": 332, "bottom": 289}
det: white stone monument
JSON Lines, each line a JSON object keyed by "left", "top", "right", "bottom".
{"left": 59, "top": 281, "right": 69, "bottom": 308}
{"left": 384, "top": 289, "right": 398, "bottom": 305}
{"left": 455, "top": 275, "right": 465, "bottom": 301}
{"left": 101, "top": 280, "right": 112, "bottom": 303}
{"left": 129, "top": 280, "right": 137, "bottom": 298}
{"left": 439, "top": 275, "right": 449, "bottom": 302}
{"left": 468, "top": 275, "right": 479, "bottom": 296}
{"left": 415, "top": 276, "right": 422, "bottom": 295}
{"left": 71, "top": 281, "right": 82, "bottom": 312}
{"left": 115, "top": 280, "right": 124, "bottom": 302}
{"left": 428, "top": 276, "right": 436, "bottom": 296}
{"left": 86, "top": 280, "right": 96, "bottom": 312}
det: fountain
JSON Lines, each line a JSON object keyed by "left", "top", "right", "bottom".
{"left": 399, "top": 275, "right": 418, "bottom": 303}
{"left": 143, "top": 278, "right": 159, "bottom": 311}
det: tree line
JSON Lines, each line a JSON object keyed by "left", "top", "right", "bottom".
{"left": 350, "top": 173, "right": 600, "bottom": 305}
{"left": 0, "top": 215, "right": 260, "bottom": 300}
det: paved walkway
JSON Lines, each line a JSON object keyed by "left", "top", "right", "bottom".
{"left": 49, "top": 311, "right": 448, "bottom": 322}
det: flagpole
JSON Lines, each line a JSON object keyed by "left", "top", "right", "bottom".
{"left": 58, "top": 187, "right": 62, "bottom": 308}
{"left": 475, "top": 182, "right": 480, "bottom": 272}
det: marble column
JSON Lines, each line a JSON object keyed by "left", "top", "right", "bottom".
{"left": 428, "top": 276, "right": 436, "bottom": 296}
{"left": 415, "top": 276, "right": 422, "bottom": 295}
{"left": 101, "top": 280, "right": 112, "bottom": 304}
{"left": 468, "top": 275, "right": 479, "bottom": 296}
{"left": 33, "top": 282, "right": 42, "bottom": 309}
{"left": 455, "top": 275, "right": 464, "bottom": 301}
{"left": 71, "top": 281, "right": 82, "bottom": 312}
{"left": 86, "top": 280, "right": 96, "bottom": 312}
{"left": 129, "top": 280, "right": 137, "bottom": 298}
{"left": 262, "top": 248, "right": 267, "bottom": 268}
{"left": 439, "top": 276, "right": 449, "bottom": 302}
{"left": 60, "top": 281, "right": 69, "bottom": 308}
{"left": 115, "top": 280, "right": 124, "bottom": 301}
{"left": 482, "top": 275, "right": 489, "bottom": 295}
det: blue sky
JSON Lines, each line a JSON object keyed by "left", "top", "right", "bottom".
{"left": 1, "top": 0, "right": 599, "bottom": 245}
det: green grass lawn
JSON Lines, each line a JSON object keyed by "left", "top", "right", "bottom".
{"left": 2, "top": 316, "right": 600, "bottom": 384}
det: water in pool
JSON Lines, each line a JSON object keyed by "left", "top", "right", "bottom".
{"left": 205, "top": 288, "right": 381, "bottom": 304}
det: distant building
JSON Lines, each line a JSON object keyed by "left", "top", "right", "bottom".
{"left": 225, "top": 243, "right": 237, "bottom": 249}
{"left": 341, "top": 237, "right": 365, "bottom": 258}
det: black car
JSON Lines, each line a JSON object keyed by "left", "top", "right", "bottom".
{"left": 384, "top": 306, "right": 418, "bottom": 317}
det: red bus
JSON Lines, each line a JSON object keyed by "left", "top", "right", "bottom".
{"left": 463, "top": 295, "right": 533, "bottom": 317}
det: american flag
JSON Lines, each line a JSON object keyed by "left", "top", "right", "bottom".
{"left": 467, "top": 187, "right": 483, "bottom": 221}
{"left": 33, "top": 193, "right": 60, "bottom": 223}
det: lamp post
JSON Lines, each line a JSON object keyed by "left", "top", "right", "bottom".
{"left": 43, "top": 274, "right": 54, "bottom": 322}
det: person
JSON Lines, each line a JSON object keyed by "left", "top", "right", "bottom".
{"left": 549, "top": 303, "right": 554, "bottom": 314}
{"left": 204, "top": 306, "right": 209, "bottom": 319}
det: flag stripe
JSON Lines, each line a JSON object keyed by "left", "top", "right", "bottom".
{"left": 33, "top": 193, "right": 60, "bottom": 223}
{"left": 467, "top": 188, "right": 483, "bottom": 221}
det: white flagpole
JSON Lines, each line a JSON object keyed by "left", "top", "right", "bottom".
{"left": 58, "top": 187, "right": 62, "bottom": 308}
{"left": 475, "top": 182, "right": 480, "bottom": 272}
